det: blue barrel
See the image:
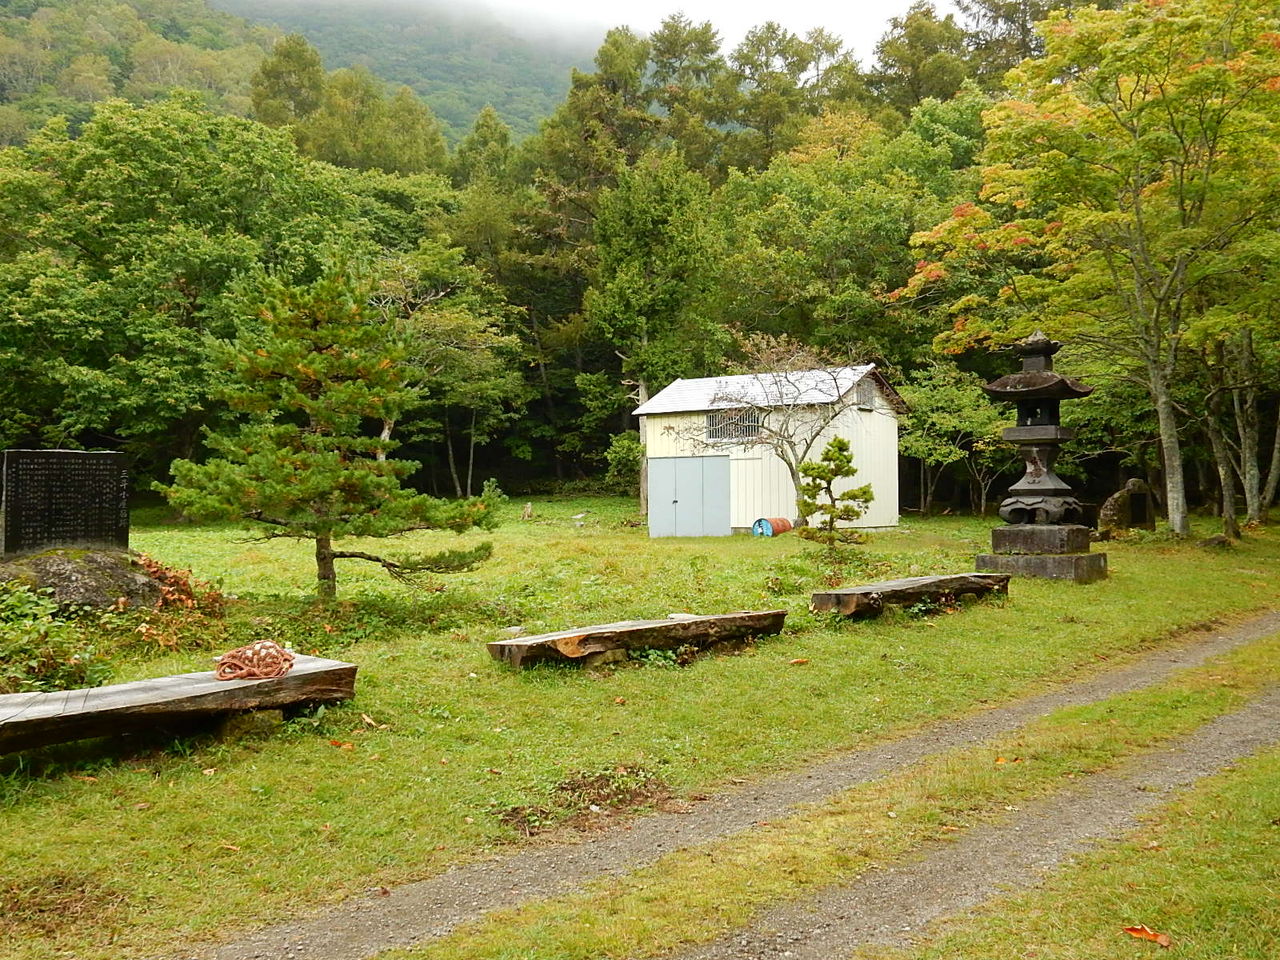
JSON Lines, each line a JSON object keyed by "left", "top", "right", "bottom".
{"left": 752, "top": 517, "right": 794, "bottom": 536}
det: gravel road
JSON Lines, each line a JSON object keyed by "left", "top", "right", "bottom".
{"left": 175, "top": 610, "right": 1280, "bottom": 960}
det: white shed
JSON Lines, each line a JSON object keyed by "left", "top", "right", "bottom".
{"left": 632, "top": 365, "right": 905, "bottom": 537}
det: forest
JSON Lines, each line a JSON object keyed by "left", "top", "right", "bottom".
{"left": 1, "top": 0, "right": 1279, "bottom": 537}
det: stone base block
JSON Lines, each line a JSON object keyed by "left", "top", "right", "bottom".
{"left": 976, "top": 551, "right": 1108, "bottom": 584}
{"left": 990, "top": 524, "right": 1091, "bottom": 556}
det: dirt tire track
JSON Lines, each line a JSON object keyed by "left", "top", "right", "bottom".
{"left": 669, "top": 687, "right": 1280, "bottom": 959}
{"left": 176, "top": 611, "right": 1280, "bottom": 960}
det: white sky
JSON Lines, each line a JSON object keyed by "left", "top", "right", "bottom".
{"left": 483, "top": 0, "right": 962, "bottom": 64}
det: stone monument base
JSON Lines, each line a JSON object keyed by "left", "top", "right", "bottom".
{"left": 975, "top": 551, "right": 1108, "bottom": 584}
{"left": 991, "top": 523, "right": 1091, "bottom": 555}
{"left": 977, "top": 522, "right": 1108, "bottom": 584}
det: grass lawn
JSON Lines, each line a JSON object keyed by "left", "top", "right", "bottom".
{"left": 2, "top": 497, "right": 1279, "bottom": 959}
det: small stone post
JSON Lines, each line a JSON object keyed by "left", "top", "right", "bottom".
{"left": 975, "top": 333, "right": 1107, "bottom": 583}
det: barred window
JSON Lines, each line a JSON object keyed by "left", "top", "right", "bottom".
{"left": 706, "top": 408, "right": 761, "bottom": 441}
{"left": 856, "top": 378, "right": 877, "bottom": 410}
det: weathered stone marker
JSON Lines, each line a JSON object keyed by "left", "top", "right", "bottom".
{"left": 975, "top": 334, "right": 1107, "bottom": 583}
{"left": 1, "top": 449, "right": 129, "bottom": 559}
{"left": 1098, "top": 478, "right": 1157, "bottom": 538}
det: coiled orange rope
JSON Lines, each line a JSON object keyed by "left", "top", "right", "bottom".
{"left": 214, "top": 640, "right": 295, "bottom": 680}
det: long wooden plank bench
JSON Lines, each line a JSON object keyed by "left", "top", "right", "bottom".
{"left": 488, "top": 610, "right": 787, "bottom": 669}
{"left": 810, "top": 573, "right": 1011, "bottom": 619}
{"left": 0, "top": 654, "right": 357, "bottom": 754}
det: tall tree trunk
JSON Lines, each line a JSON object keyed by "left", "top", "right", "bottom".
{"left": 315, "top": 533, "right": 337, "bottom": 600}
{"left": 1230, "top": 331, "right": 1262, "bottom": 523}
{"left": 1205, "top": 404, "right": 1241, "bottom": 539}
{"left": 377, "top": 418, "right": 394, "bottom": 463}
{"left": 1263, "top": 410, "right": 1280, "bottom": 516}
{"left": 636, "top": 379, "right": 649, "bottom": 517}
{"left": 444, "top": 415, "right": 463, "bottom": 498}
{"left": 1150, "top": 369, "right": 1190, "bottom": 535}
{"left": 529, "top": 312, "right": 563, "bottom": 482}
{"left": 466, "top": 409, "right": 477, "bottom": 498}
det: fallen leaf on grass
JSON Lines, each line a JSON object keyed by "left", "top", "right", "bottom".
{"left": 202, "top": 768, "right": 217, "bottom": 776}
{"left": 329, "top": 740, "right": 354, "bottom": 750}
{"left": 614, "top": 697, "right": 627, "bottom": 705}
{"left": 220, "top": 844, "right": 241, "bottom": 852}
{"left": 1123, "top": 924, "right": 1172, "bottom": 948}
{"left": 133, "top": 802, "right": 151, "bottom": 811}
{"left": 789, "top": 658, "right": 810, "bottom": 666}
{"left": 73, "top": 775, "right": 98, "bottom": 783}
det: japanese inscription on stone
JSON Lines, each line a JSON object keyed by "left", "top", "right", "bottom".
{"left": 1, "top": 450, "right": 129, "bottom": 558}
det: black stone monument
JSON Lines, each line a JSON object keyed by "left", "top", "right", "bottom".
{"left": 975, "top": 334, "right": 1107, "bottom": 583}
{"left": 1, "top": 450, "right": 129, "bottom": 559}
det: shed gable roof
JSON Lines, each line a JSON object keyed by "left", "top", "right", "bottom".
{"left": 634, "top": 365, "right": 882, "bottom": 416}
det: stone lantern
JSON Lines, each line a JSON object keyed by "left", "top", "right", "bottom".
{"left": 975, "top": 332, "right": 1107, "bottom": 583}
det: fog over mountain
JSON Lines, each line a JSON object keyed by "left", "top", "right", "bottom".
{"left": 211, "top": 0, "right": 604, "bottom": 139}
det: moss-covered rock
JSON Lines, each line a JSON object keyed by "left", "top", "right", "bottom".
{"left": 0, "top": 549, "right": 162, "bottom": 612}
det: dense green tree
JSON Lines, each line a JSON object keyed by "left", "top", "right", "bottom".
{"left": 899, "top": 362, "right": 1013, "bottom": 513}
{"left": 584, "top": 150, "right": 727, "bottom": 405}
{"left": 249, "top": 32, "right": 324, "bottom": 125}
{"left": 712, "top": 92, "right": 984, "bottom": 368}
{"left": 870, "top": 1, "right": 971, "bottom": 115}
{"left": 292, "top": 66, "right": 447, "bottom": 175}
{"left": 369, "top": 241, "right": 527, "bottom": 497}
{"left": 449, "top": 105, "right": 515, "bottom": 186}
{"left": 645, "top": 14, "right": 727, "bottom": 175}
{"left": 905, "top": 0, "right": 1280, "bottom": 535}
{"left": 162, "top": 255, "right": 501, "bottom": 600}
{"left": 0, "top": 96, "right": 369, "bottom": 470}
{"left": 956, "top": 0, "right": 1119, "bottom": 88}
{"left": 721, "top": 22, "right": 855, "bottom": 170}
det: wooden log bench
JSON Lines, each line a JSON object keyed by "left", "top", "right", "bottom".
{"left": 487, "top": 610, "right": 787, "bottom": 669}
{"left": 810, "top": 573, "right": 1010, "bottom": 619}
{"left": 0, "top": 654, "right": 357, "bottom": 755}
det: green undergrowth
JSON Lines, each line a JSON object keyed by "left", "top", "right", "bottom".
{"left": 857, "top": 744, "right": 1280, "bottom": 960}
{"left": 378, "top": 634, "right": 1280, "bottom": 960}
{"left": 1, "top": 501, "right": 1278, "bottom": 958}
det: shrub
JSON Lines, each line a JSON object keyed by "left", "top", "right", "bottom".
{"left": 0, "top": 582, "right": 112, "bottom": 693}
{"left": 603, "top": 431, "right": 644, "bottom": 495}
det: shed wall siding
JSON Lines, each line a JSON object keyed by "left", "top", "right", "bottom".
{"left": 642, "top": 394, "right": 900, "bottom": 530}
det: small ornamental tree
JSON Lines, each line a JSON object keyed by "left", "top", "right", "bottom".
{"left": 796, "top": 437, "right": 874, "bottom": 550}
{"left": 160, "top": 256, "right": 501, "bottom": 600}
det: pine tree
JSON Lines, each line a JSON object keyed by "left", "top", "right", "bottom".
{"left": 796, "top": 437, "right": 873, "bottom": 550}
{"left": 160, "top": 254, "right": 500, "bottom": 599}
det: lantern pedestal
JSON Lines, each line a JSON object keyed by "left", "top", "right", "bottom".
{"left": 977, "top": 523, "right": 1107, "bottom": 583}
{"left": 976, "top": 332, "right": 1107, "bottom": 583}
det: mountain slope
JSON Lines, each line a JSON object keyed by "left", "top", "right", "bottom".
{"left": 0, "top": 0, "right": 274, "bottom": 142}
{"left": 210, "top": 0, "right": 600, "bottom": 138}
